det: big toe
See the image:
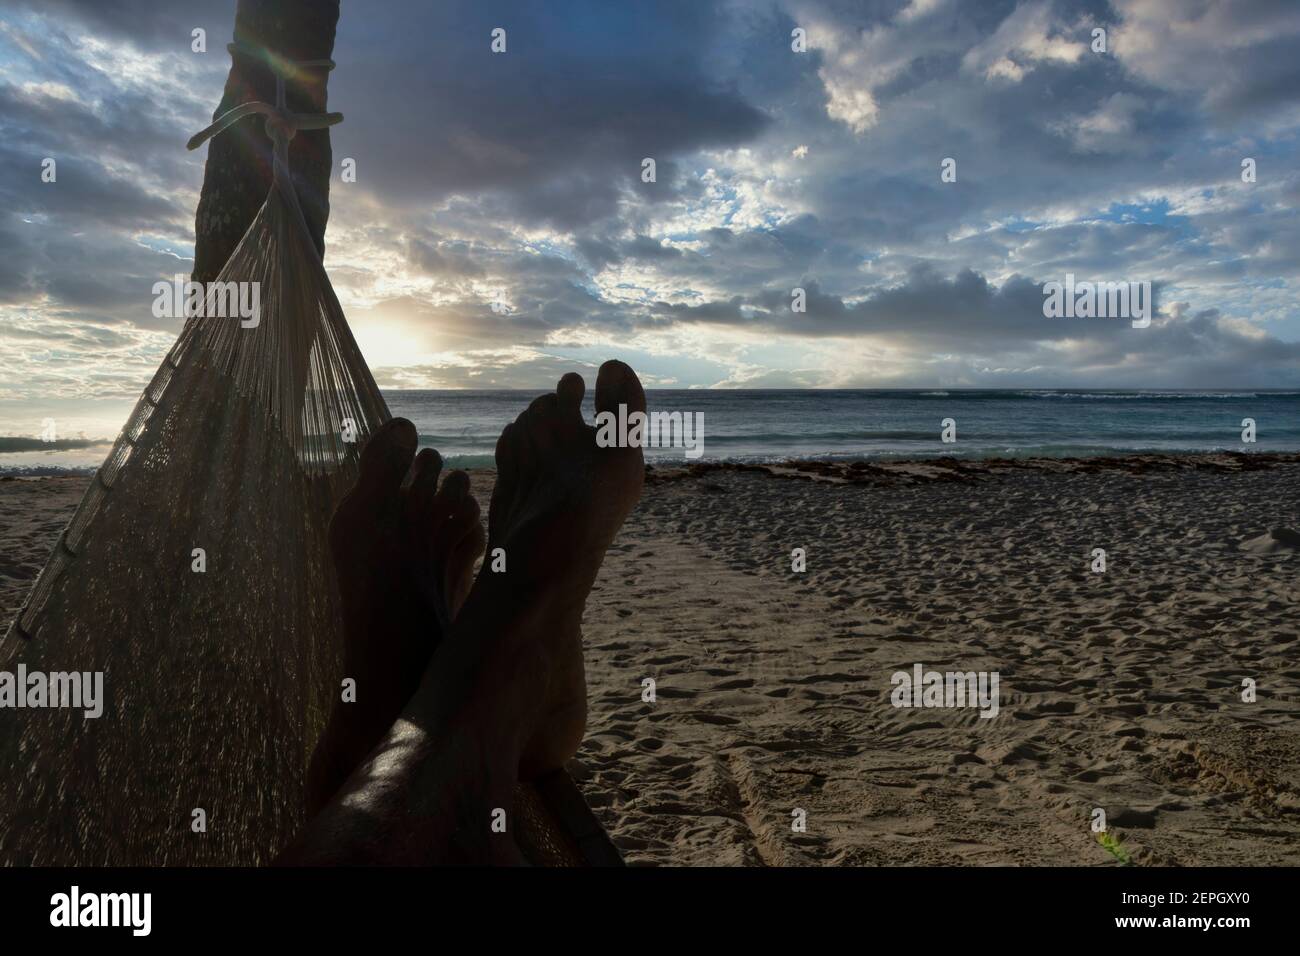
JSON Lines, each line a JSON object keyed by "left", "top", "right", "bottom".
{"left": 594, "top": 360, "right": 646, "bottom": 417}
{"left": 343, "top": 417, "right": 418, "bottom": 525}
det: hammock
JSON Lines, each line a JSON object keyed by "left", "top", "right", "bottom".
{"left": 0, "top": 60, "right": 387, "bottom": 864}
{"left": 0, "top": 51, "right": 619, "bottom": 866}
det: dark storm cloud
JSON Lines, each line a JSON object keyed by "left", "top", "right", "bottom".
{"left": 0, "top": 139, "right": 183, "bottom": 232}
{"left": 405, "top": 237, "right": 485, "bottom": 280}
{"left": 656, "top": 268, "right": 1069, "bottom": 344}
{"left": 658, "top": 263, "right": 1300, "bottom": 387}
{"left": 0, "top": 8, "right": 218, "bottom": 332}
{"left": 327, "top": 0, "right": 769, "bottom": 228}
{"left": 9, "top": 0, "right": 236, "bottom": 51}
{"left": 1110, "top": 0, "right": 1300, "bottom": 128}
{"left": 0, "top": 60, "right": 204, "bottom": 234}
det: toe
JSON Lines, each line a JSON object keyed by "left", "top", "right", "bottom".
{"left": 408, "top": 447, "right": 443, "bottom": 495}
{"left": 494, "top": 422, "right": 518, "bottom": 484}
{"left": 437, "top": 468, "right": 470, "bottom": 501}
{"left": 490, "top": 423, "right": 522, "bottom": 547}
{"left": 433, "top": 470, "right": 471, "bottom": 527}
{"left": 404, "top": 447, "right": 445, "bottom": 546}
{"left": 434, "top": 475, "right": 482, "bottom": 616}
{"left": 519, "top": 393, "right": 562, "bottom": 458}
{"left": 444, "top": 495, "right": 486, "bottom": 617}
{"left": 443, "top": 488, "right": 481, "bottom": 545}
{"left": 557, "top": 372, "right": 586, "bottom": 422}
{"left": 527, "top": 391, "right": 560, "bottom": 417}
{"left": 595, "top": 360, "right": 646, "bottom": 417}
{"left": 352, "top": 417, "right": 418, "bottom": 516}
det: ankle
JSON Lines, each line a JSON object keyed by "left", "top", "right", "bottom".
{"left": 406, "top": 584, "right": 544, "bottom": 756}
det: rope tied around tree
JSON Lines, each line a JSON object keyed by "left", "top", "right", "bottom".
{"left": 187, "top": 42, "right": 343, "bottom": 188}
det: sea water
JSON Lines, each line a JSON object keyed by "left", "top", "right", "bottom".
{"left": 4, "top": 389, "right": 1299, "bottom": 474}
{"left": 385, "top": 388, "right": 1300, "bottom": 467}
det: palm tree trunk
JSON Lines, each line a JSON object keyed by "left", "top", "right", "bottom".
{"left": 192, "top": 0, "right": 341, "bottom": 283}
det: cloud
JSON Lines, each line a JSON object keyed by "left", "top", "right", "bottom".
{"left": 0, "top": 0, "right": 1296, "bottom": 404}
{"left": 1111, "top": 0, "right": 1300, "bottom": 126}
{"left": 370, "top": 348, "right": 602, "bottom": 390}
{"left": 961, "top": 0, "right": 1088, "bottom": 82}
{"left": 327, "top": 0, "right": 769, "bottom": 230}
{"left": 655, "top": 266, "right": 1300, "bottom": 387}
{"left": 8, "top": 0, "right": 236, "bottom": 50}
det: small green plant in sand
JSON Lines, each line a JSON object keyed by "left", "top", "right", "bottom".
{"left": 1096, "top": 831, "right": 1133, "bottom": 866}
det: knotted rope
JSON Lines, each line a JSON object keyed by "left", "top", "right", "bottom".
{"left": 187, "top": 42, "right": 343, "bottom": 186}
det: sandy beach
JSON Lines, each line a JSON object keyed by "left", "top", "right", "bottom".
{"left": 3, "top": 453, "right": 1298, "bottom": 866}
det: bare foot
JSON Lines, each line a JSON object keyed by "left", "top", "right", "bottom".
{"left": 480, "top": 360, "right": 646, "bottom": 777}
{"left": 281, "top": 363, "right": 646, "bottom": 865}
{"left": 308, "top": 418, "right": 485, "bottom": 813}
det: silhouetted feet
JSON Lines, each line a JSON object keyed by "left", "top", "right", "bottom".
{"left": 285, "top": 362, "right": 646, "bottom": 865}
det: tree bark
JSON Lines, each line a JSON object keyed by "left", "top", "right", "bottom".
{"left": 192, "top": 0, "right": 340, "bottom": 283}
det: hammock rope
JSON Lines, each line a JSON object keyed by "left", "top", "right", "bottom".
{"left": 0, "top": 48, "right": 390, "bottom": 866}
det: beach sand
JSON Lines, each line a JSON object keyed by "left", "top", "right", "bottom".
{"left": 3, "top": 454, "right": 1298, "bottom": 866}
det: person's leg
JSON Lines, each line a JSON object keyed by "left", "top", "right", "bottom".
{"left": 307, "top": 420, "right": 485, "bottom": 815}
{"left": 279, "top": 361, "right": 644, "bottom": 864}
{"left": 486, "top": 363, "right": 645, "bottom": 776}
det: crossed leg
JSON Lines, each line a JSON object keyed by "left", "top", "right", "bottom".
{"left": 283, "top": 361, "right": 645, "bottom": 864}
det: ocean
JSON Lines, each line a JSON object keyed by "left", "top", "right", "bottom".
{"left": 3, "top": 389, "right": 1298, "bottom": 474}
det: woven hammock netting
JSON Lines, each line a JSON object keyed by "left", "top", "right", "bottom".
{"left": 0, "top": 162, "right": 390, "bottom": 864}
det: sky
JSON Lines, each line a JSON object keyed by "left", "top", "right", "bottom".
{"left": 1, "top": 0, "right": 1299, "bottom": 417}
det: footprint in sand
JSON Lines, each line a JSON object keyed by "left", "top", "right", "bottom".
{"left": 1240, "top": 527, "right": 1300, "bottom": 555}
